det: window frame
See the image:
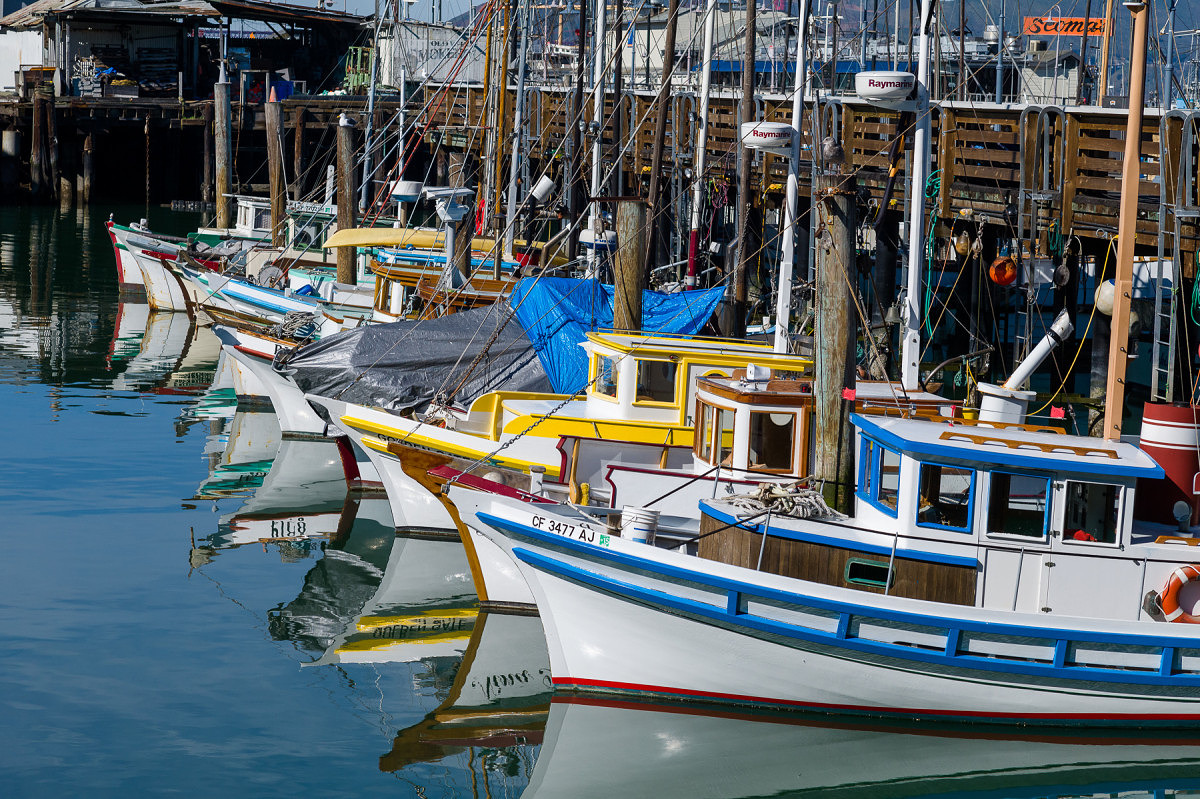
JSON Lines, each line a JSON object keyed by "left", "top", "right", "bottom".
{"left": 857, "top": 437, "right": 901, "bottom": 518}
{"left": 746, "top": 410, "right": 798, "bottom": 474}
{"left": 694, "top": 399, "right": 716, "bottom": 464}
{"left": 631, "top": 357, "right": 680, "bottom": 407}
{"left": 1056, "top": 479, "right": 1124, "bottom": 549}
{"left": 591, "top": 354, "right": 620, "bottom": 403}
{"left": 914, "top": 460, "right": 976, "bottom": 534}
{"left": 983, "top": 470, "right": 1052, "bottom": 543}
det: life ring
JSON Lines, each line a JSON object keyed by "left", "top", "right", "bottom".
{"left": 1160, "top": 565, "right": 1200, "bottom": 623}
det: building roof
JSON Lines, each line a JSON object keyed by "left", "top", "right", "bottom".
{"left": 0, "top": 0, "right": 363, "bottom": 30}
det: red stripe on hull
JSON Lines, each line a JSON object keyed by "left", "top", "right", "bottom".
{"left": 553, "top": 677, "right": 1200, "bottom": 724}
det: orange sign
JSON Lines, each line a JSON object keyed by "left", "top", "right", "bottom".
{"left": 1022, "top": 16, "right": 1108, "bottom": 36}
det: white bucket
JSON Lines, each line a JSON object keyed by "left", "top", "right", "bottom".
{"left": 622, "top": 506, "right": 660, "bottom": 545}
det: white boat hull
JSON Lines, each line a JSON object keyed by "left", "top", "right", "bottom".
{"left": 220, "top": 344, "right": 327, "bottom": 434}
{"left": 473, "top": 497, "right": 1200, "bottom": 726}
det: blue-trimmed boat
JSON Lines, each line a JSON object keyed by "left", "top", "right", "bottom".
{"left": 459, "top": 371, "right": 1200, "bottom": 726}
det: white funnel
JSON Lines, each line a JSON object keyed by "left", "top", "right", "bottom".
{"left": 977, "top": 309, "right": 1074, "bottom": 424}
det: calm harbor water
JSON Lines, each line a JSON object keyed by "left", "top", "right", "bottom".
{"left": 4, "top": 203, "right": 1200, "bottom": 798}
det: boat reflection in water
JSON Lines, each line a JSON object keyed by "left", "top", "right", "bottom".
{"left": 210, "top": 437, "right": 350, "bottom": 550}
{"left": 193, "top": 410, "right": 282, "bottom": 500}
{"left": 307, "top": 522, "right": 478, "bottom": 666}
{"left": 380, "top": 611, "right": 551, "bottom": 776}
{"left": 525, "top": 696, "right": 1200, "bottom": 798}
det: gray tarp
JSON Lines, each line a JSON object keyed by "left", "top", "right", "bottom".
{"left": 278, "top": 303, "right": 552, "bottom": 414}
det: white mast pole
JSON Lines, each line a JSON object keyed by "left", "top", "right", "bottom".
{"left": 774, "top": 0, "right": 811, "bottom": 353}
{"left": 587, "top": 0, "right": 609, "bottom": 277}
{"left": 900, "top": 0, "right": 935, "bottom": 390}
{"left": 684, "top": 0, "right": 719, "bottom": 288}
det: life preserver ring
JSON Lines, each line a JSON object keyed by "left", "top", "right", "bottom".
{"left": 1160, "top": 565, "right": 1200, "bottom": 622}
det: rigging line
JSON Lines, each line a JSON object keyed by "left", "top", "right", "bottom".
{"left": 1028, "top": 234, "right": 1114, "bottom": 416}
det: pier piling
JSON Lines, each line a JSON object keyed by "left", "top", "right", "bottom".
{"left": 214, "top": 81, "right": 233, "bottom": 228}
{"left": 336, "top": 114, "right": 358, "bottom": 284}
{"left": 265, "top": 100, "right": 286, "bottom": 247}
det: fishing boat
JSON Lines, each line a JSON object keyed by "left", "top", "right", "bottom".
{"left": 310, "top": 332, "right": 811, "bottom": 532}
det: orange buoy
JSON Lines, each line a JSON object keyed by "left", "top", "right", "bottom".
{"left": 1160, "top": 565, "right": 1200, "bottom": 623}
{"left": 989, "top": 256, "right": 1017, "bottom": 286}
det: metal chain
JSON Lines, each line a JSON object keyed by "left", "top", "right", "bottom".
{"left": 443, "top": 387, "right": 587, "bottom": 488}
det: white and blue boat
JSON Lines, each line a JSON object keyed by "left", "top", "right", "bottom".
{"left": 459, "top": 368, "right": 1200, "bottom": 726}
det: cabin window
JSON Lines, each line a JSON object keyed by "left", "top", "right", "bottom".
{"left": 717, "top": 407, "right": 736, "bottom": 465}
{"left": 596, "top": 356, "right": 618, "bottom": 398}
{"left": 1061, "top": 481, "right": 1120, "bottom": 545}
{"left": 635, "top": 360, "right": 678, "bottom": 404}
{"left": 916, "top": 462, "right": 974, "bottom": 532}
{"left": 696, "top": 401, "right": 715, "bottom": 463}
{"left": 986, "top": 472, "right": 1049, "bottom": 539}
{"left": 857, "top": 438, "right": 900, "bottom": 517}
{"left": 748, "top": 412, "right": 795, "bottom": 471}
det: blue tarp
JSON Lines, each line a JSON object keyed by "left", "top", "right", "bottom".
{"left": 510, "top": 277, "right": 726, "bottom": 394}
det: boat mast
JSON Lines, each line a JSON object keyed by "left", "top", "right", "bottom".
{"left": 1164, "top": 0, "right": 1179, "bottom": 108}
{"left": 641, "top": 0, "right": 683, "bottom": 283}
{"left": 1102, "top": 0, "right": 1149, "bottom": 441}
{"left": 360, "top": 0, "right": 383, "bottom": 213}
{"left": 684, "top": 0, "right": 719, "bottom": 288}
{"left": 733, "top": 0, "right": 757, "bottom": 333}
{"left": 899, "top": 0, "right": 935, "bottom": 390}
{"left": 773, "top": 0, "right": 811, "bottom": 354}
{"left": 587, "top": 0, "right": 609, "bottom": 277}
{"left": 503, "top": 0, "right": 532, "bottom": 259}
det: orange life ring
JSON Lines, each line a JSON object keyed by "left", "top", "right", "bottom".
{"left": 1160, "top": 565, "right": 1200, "bottom": 623}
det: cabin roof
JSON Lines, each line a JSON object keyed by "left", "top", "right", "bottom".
{"left": 853, "top": 413, "right": 1164, "bottom": 480}
{"left": 585, "top": 332, "right": 811, "bottom": 368}
{"left": 697, "top": 376, "right": 952, "bottom": 412}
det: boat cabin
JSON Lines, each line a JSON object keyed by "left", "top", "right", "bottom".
{"left": 699, "top": 412, "right": 1170, "bottom": 622}
{"left": 451, "top": 334, "right": 812, "bottom": 446}
{"left": 690, "top": 375, "right": 954, "bottom": 479}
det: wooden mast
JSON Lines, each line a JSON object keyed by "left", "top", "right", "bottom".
{"left": 1097, "top": 0, "right": 1116, "bottom": 101}
{"left": 1102, "top": 0, "right": 1148, "bottom": 441}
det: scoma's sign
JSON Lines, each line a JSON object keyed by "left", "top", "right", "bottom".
{"left": 1022, "top": 17, "right": 1108, "bottom": 36}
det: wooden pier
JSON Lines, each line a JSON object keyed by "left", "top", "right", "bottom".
{"left": 1, "top": 86, "right": 1194, "bottom": 273}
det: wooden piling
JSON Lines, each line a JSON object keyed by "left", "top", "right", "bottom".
{"left": 264, "top": 100, "right": 286, "bottom": 248}
{"left": 336, "top": 115, "right": 358, "bottom": 285}
{"left": 80, "top": 131, "right": 93, "bottom": 205}
{"left": 144, "top": 114, "right": 151, "bottom": 204}
{"left": 614, "top": 200, "right": 649, "bottom": 331}
{"left": 1, "top": 129, "right": 19, "bottom": 195}
{"left": 201, "top": 104, "right": 213, "bottom": 203}
{"left": 30, "top": 90, "right": 46, "bottom": 198}
{"left": 214, "top": 81, "right": 233, "bottom": 228}
{"left": 291, "top": 106, "right": 306, "bottom": 201}
{"left": 448, "top": 150, "right": 476, "bottom": 279}
{"left": 813, "top": 170, "right": 858, "bottom": 514}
